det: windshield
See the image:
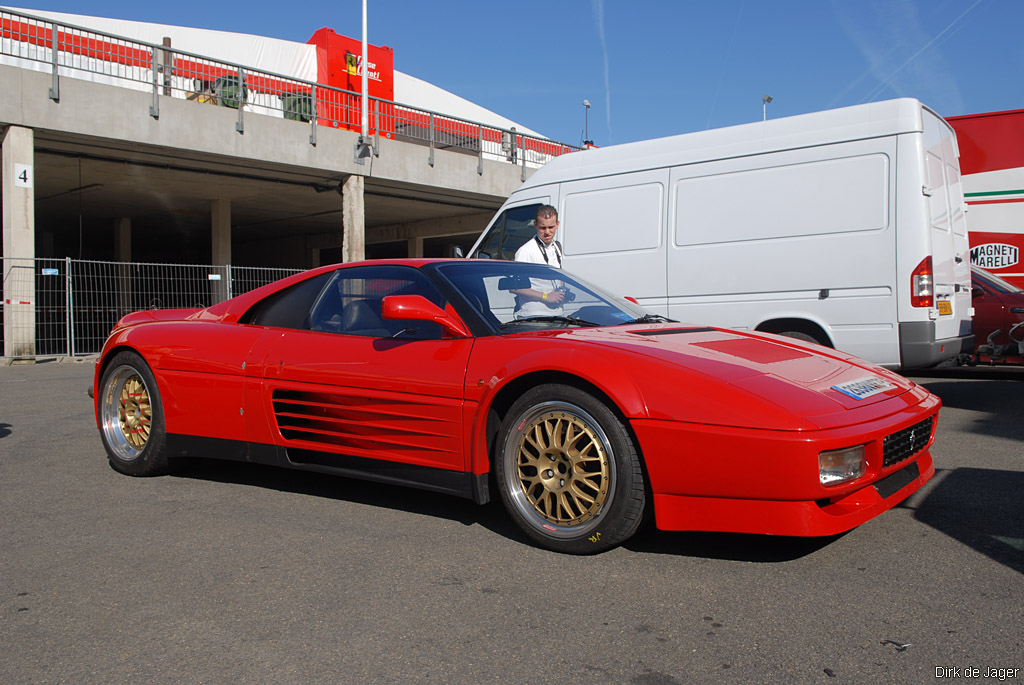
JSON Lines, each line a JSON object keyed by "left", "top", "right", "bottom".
{"left": 434, "top": 260, "right": 664, "bottom": 332}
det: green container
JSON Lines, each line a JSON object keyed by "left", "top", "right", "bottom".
{"left": 282, "top": 92, "right": 313, "bottom": 122}
{"left": 214, "top": 75, "right": 247, "bottom": 109}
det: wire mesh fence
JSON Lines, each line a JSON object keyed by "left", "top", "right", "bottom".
{"left": 1, "top": 258, "right": 300, "bottom": 358}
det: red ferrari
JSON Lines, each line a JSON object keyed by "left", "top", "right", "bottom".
{"left": 94, "top": 259, "right": 938, "bottom": 554}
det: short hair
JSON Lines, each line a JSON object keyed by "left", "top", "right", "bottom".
{"left": 536, "top": 205, "right": 558, "bottom": 221}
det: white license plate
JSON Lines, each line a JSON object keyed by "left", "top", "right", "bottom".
{"left": 832, "top": 377, "right": 897, "bottom": 400}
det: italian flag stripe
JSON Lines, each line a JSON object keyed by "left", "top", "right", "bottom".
{"left": 965, "top": 189, "right": 1024, "bottom": 198}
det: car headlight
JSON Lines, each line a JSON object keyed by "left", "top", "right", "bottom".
{"left": 819, "top": 445, "right": 866, "bottom": 486}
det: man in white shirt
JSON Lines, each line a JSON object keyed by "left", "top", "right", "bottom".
{"left": 513, "top": 205, "right": 565, "bottom": 318}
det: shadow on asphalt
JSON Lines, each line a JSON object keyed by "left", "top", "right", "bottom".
{"left": 909, "top": 467, "right": 1024, "bottom": 575}
{"left": 623, "top": 527, "right": 841, "bottom": 561}
{"left": 169, "top": 457, "right": 841, "bottom": 561}
{"left": 905, "top": 365, "right": 1024, "bottom": 382}
{"left": 897, "top": 372, "right": 1024, "bottom": 574}
{"left": 170, "top": 457, "right": 523, "bottom": 538}
{"left": 910, "top": 378, "right": 1024, "bottom": 441}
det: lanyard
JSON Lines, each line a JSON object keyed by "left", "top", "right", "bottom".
{"left": 535, "top": 236, "right": 562, "bottom": 267}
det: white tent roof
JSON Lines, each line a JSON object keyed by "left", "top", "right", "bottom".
{"left": 9, "top": 6, "right": 544, "bottom": 137}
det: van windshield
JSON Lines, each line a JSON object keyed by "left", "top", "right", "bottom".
{"left": 471, "top": 204, "right": 543, "bottom": 260}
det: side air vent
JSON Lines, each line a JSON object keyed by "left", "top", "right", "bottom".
{"left": 271, "top": 388, "right": 459, "bottom": 458}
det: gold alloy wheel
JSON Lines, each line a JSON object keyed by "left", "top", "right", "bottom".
{"left": 117, "top": 373, "right": 152, "bottom": 450}
{"left": 101, "top": 364, "right": 154, "bottom": 462}
{"left": 513, "top": 407, "right": 611, "bottom": 527}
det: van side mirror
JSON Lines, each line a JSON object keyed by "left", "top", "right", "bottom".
{"left": 452, "top": 245, "right": 465, "bottom": 258}
{"left": 381, "top": 295, "right": 470, "bottom": 338}
{"left": 972, "top": 288, "right": 984, "bottom": 299}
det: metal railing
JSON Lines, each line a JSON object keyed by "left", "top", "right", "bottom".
{"left": 1, "top": 257, "right": 300, "bottom": 358}
{"left": 0, "top": 8, "right": 580, "bottom": 171}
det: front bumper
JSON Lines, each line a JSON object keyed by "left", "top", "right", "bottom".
{"left": 651, "top": 453, "right": 934, "bottom": 536}
{"left": 631, "top": 394, "right": 939, "bottom": 537}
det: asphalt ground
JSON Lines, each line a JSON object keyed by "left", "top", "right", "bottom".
{"left": 1, "top": 360, "right": 1021, "bottom": 683}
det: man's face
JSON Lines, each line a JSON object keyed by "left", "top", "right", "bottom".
{"left": 535, "top": 215, "right": 559, "bottom": 245}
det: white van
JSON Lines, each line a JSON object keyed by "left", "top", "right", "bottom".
{"left": 468, "top": 98, "right": 974, "bottom": 369}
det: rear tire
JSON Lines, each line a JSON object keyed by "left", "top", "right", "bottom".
{"left": 98, "top": 351, "right": 169, "bottom": 476}
{"left": 778, "top": 330, "right": 824, "bottom": 345}
{"left": 495, "top": 383, "right": 646, "bottom": 554}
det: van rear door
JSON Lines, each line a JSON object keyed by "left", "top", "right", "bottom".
{"left": 923, "top": 111, "right": 973, "bottom": 344}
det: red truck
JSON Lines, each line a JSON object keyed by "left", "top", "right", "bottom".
{"left": 948, "top": 109, "right": 1024, "bottom": 364}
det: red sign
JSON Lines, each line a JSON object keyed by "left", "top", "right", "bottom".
{"left": 307, "top": 28, "right": 395, "bottom": 135}
{"left": 307, "top": 28, "right": 393, "bottom": 100}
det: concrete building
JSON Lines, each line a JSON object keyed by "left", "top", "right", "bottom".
{"left": 1, "top": 7, "right": 568, "bottom": 268}
{"left": 1, "top": 7, "right": 576, "bottom": 356}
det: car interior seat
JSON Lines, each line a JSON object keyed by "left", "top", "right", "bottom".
{"left": 341, "top": 299, "right": 389, "bottom": 337}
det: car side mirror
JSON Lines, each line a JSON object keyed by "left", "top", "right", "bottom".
{"left": 381, "top": 295, "right": 470, "bottom": 338}
{"left": 972, "top": 288, "right": 985, "bottom": 299}
{"left": 451, "top": 245, "right": 465, "bottom": 258}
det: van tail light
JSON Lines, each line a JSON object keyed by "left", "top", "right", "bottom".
{"left": 911, "top": 256, "right": 934, "bottom": 308}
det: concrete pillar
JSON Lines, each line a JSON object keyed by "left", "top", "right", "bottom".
{"left": 2, "top": 126, "right": 36, "bottom": 357}
{"left": 211, "top": 198, "right": 231, "bottom": 303}
{"left": 115, "top": 217, "right": 132, "bottom": 261}
{"left": 342, "top": 175, "right": 365, "bottom": 263}
{"left": 115, "top": 217, "right": 132, "bottom": 314}
{"left": 407, "top": 236, "right": 424, "bottom": 258}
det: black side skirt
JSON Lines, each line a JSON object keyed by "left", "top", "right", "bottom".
{"left": 165, "top": 434, "right": 490, "bottom": 504}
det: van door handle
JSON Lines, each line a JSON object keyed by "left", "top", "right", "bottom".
{"left": 955, "top": 255, "right": 964, "bottom": 263}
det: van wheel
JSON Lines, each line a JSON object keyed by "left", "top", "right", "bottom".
{"left": 495, "top": 384, "right": 646, "bottom": 554}
{"left": 778, "top": 330, "right": 822, "bottom": 345}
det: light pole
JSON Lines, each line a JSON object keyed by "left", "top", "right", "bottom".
{"left": 582, "top": 99, "right": 592, "bottom": 146}
{"left": 762, "top": 95, "right": 773, "bottom": 122}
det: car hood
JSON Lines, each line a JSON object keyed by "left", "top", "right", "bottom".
{"left": 557, "top": 324, "right": 922, "bottom": 430}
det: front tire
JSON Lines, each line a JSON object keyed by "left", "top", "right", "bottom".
{"left": 98, "top": 351, "right": 169, "bottom": 476}
{"left": 495, "top": 384, "right": 646, "bottom": 554}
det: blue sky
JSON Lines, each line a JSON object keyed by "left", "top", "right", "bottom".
{"left": 9, "top": 0, "right": 1023, "bottom": 146}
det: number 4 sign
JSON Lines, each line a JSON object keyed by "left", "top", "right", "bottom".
{"left": 14, "top": 164, "right": 33, "bottom": 188}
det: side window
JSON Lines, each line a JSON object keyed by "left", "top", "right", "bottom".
{"left": 471, "top": 203, "right": 542, "bottom": 260}
{"left": 241, "top": 272, "right": 333, "bottom": 329}
{"left": 309, "top": 265, "right": 447, "bottom": 339}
